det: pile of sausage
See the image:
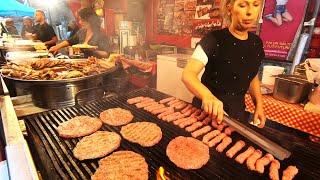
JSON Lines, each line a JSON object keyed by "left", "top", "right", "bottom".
{"left": 127, "top": 96, "right": 299, "bottom": 180}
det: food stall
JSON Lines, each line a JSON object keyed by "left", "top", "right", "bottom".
{"left": 0, "top": 0, "right": 320, "bottom": 180}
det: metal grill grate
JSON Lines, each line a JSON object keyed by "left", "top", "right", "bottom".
{"left": 24, "top": 88, "right": 320, "bottom": 180}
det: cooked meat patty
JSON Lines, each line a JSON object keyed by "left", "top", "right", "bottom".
{"left": 92, "top": 151, "right": 148, "bottom": 180}
{"left": 166, "top": 136, "right": 209, "bottom": 169}
{"left": 57, "top": 116, "right": 102, "bottom": 138}
{"left": 120, "top": 122, "right": 162, "bottom": 147}
{"left": 73, "top": 131, "right": 121, "bottom": 160}
{"left": 100, "top": 108, "right": 134, "bottom": 126}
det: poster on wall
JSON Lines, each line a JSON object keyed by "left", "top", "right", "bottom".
{"left": 192, "top": 19, "right": 222, "bottom": 36}
{"left": 172, "top": 0, "right": 195, "bottom": 35}
{"left": 157, "top": 0, "right": 175, "bottom": 35}
{"left": 259, "top": 0, "right": 308, "bottom": 61}
{"left": 193, "top": 0, "right": 223, "bottom": 36}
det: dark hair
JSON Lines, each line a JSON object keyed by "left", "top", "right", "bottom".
{"left": 78, "top": 7, "right": 101, "bottom": 32}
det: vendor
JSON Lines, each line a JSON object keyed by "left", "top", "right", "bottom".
{"left": 182, "top": 0, "right": 266, "bottom": 127}
{"left": 49, "top": 7, "right": 110, "bottom": 58}
{"left": 32, "top": 10, "right": 58, "bottom": 49}
{"left": 4, "top": 18, "right": 18, "bottom": 35}
{"left": 21, "top": 16, "right": 35, "bottom": 39}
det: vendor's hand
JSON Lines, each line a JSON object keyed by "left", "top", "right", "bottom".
{"left": 49, "top": 46, "right": 59, "bottom": 54}
{"left": 253, "top": 104, "right": 266, "bottom": 128}
{"left": 202, "top": 95, "right": 224, "bottom": 124}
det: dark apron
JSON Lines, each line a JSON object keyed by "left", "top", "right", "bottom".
{"left": 192, "top": 94, "right": 248, "bottom": 123}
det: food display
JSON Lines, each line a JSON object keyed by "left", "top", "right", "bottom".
{"left": 73, "top": 131, "right": 121, "bottom": 160}
{"left": 1, "top": 57, "right": 116, "bottom": 80}
{"left": 57, "top": 116, "right": 102, "bottom": 138}
{"left": 72, "top": 44, "right": 97, "bottom": 49}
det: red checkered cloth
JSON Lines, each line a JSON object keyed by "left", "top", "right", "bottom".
{"left": 245, "top": 94, "right": 320, "bottom": 142}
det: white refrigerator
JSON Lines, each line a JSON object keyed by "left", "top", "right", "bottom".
{"left": 157, "top": 54, "right": 204, "bottom": 103}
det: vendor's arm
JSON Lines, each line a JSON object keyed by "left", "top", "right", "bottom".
{"left": 49, "top": 40, "right": 70, "bottom": 54}
{"left": 248, "top": 75, "right": 266, "bottom": 128}
{"left": 44, "top": 36, "right": 58, "bottom": 46}
{"left": 182, "top": 46, "right": 224, "bottom": 123}
{"left": 92, "top": 50, "right": 109, "bottom": 58}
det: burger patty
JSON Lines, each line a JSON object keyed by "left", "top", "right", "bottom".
{"left": 99, "top": 108, "right": 134, "bottom": 126}
{"left": 120, "top": 122, "right": 162, "bottom": 147}
{"left": 92, "top": 151, "right": 148, "bottom": 180}
{"left": 57, "top": 116, "right": 102, "bottom": 138}
{"left": 73, "top": 131, "right": 121, "bottom": 160}
{"left": 166, "top": 136, "right": 209, "bottom": 169}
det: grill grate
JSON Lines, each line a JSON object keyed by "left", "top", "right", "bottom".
{"left": 24, "top": 88, "right": 320, "bottom": 180}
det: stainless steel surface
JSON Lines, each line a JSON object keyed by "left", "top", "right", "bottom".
{"left": 2, "top": 64, "right": 118, "bottom": 85}
{"left": 273, "top": 74, "right": 313, "bottom": 103}
{"left": 0, "top": 77, "right": 38, "bottom": 180}
{"left": 30, "top": 76, "right": 104, "bottom": 109}
{"left": 222, "top": 115, "right": 291, "bottom": 160}
{"left": 3, "top": 64, "right": 119, "bottom": 109}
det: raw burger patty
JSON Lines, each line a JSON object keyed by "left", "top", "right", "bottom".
{"left": 57, "top": 116, "right": 102, "bottom": 138}
{"left": 100, "top": 108, "right": 134, "bottom": 126}
{"left": 166, "top": 136, "right": 209, "bottom": 169}
{"left": 120, "top": 122, "right": 162, "bottom": 147}
{"left": 73, "top": 131, "right": 121, "bottom": 160}
{"left": 92, "top": 151, "right": 148, "bottom": 180}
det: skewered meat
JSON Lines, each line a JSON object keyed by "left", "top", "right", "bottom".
{"left": 191, "top": 126, "right": 212, "bottom": 138}
{"left": 235, "top": 146, "right": 255, "bottom": 164}
{"left": 181, "top": 104, "right": 193, "bottom": 113}
{"left": 282, "top": 166, "right": 299, "bottom": 180}
{"left": 224, "top": 127, "right": 236, "bottom": 136}
{"left": 269, "top": 160, "right": 281, "bottom": 180}
{"left": 157, "top": 108, "right": 175, "bottom": 119}
{"left": 246, "top": 149, "right": 263, "bottom": 171}
{"left": 159, "top": 97, "right": 176, "bottom": 104}
{"left": 226, "top": 140, "right": 246, "bottom": 158}
{"left": 208, "top": 133, "right": 227, "bottom": 147}
{"left": 202, "top": 130, "right": 221, "bottom": 144}
{"left": 185, "top": 122, "right": 203, "bottom": 132}
{"left": 255, "top": 153, "right": 274, "bottom": 174}
{"left": 178, "top": 117, "right": 198, "bottom": 128}
{"left": 215, "top": 136, "right": 232, "bottom": 152}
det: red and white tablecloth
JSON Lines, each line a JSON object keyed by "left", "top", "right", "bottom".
{"left": 245, "top": 94, "right": 320, "bottom": 141}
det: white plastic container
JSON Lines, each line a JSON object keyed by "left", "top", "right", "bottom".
{"left": 261, "top": 65, "right": 285, "bottom": 86}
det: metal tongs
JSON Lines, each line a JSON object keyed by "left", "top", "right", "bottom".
{"left": 222, "top": 113, "right": 291, "bottom": 160}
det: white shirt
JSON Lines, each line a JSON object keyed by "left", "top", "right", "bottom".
{"left": 191, "top": 45, "right": 209, "bottom": 66}
{"left": 276, "top": 0, "right": 288, "bottom": 5}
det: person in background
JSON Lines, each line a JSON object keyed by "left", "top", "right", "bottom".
{"left": 21, "top": 16, "right": 35, "bottom": 39}
{"left": 32, "top": 10, "right": 58, "bottom": 49}
{"left": 49, "top": 7, "right": 110, "bottom": 58}
{"left": 5, "top": 18, "right": 18, "bottom": 35}
{"left": 182, "top": 0, "right": 266, "bottom": 127}
{"left": 67, "top": 20, "right": 79, "bottom": 38}
{"left": 265, "top": 0, "right": 293, "bottom": 26}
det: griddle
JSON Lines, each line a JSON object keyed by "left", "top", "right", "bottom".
{"left": 23, "top": 88, "right": 320, "bottom": 180}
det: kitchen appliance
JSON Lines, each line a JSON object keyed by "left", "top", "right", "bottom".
{"left": 1, "top": 86, "right": 320, "bottom": 179}
{"left": 273, "top": 74, "right": 313, "bottom": 103}
{"left": 157, "top": 54, "right": 204, "bottom": 103}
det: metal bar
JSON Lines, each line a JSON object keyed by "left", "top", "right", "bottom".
{"left": 0, "top": 77, "right": 39, "bottom": 180}
{"left": 223, "top": 115, "right": 291, "bottom": 160}
{"left": 32, "top": 116, "right": 77, "bottom": 180}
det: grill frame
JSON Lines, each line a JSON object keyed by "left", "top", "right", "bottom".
{"left": 23, "top": 88, "right": 320, "bottom": 180}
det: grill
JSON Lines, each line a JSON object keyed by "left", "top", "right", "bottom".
{"left": 23, "top": 88, "right": 320, "bottom": 180}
